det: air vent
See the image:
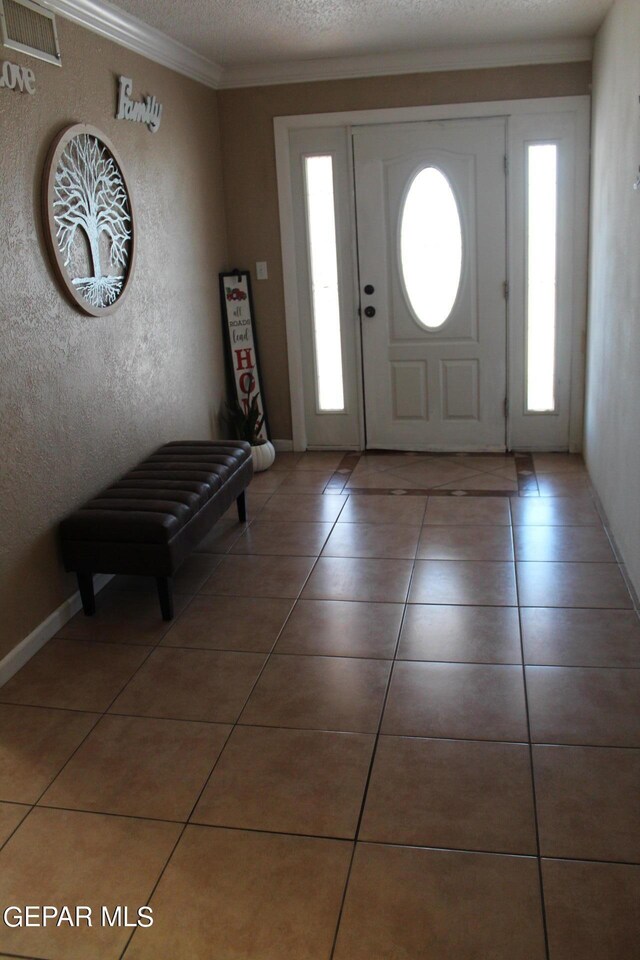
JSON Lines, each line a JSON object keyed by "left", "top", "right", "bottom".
{"left": 0, "top": 0, "right": 60, "bottom": 66}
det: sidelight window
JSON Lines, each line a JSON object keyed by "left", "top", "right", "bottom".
{"left": 526, "top": 143, "right": 558, "bottom": 413}
{"left": 303, "top": 154, "right": 345, "bottom": 412}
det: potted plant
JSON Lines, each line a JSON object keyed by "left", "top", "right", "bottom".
{"left": 225, "top": 391, "right": 275, "bottom": 472}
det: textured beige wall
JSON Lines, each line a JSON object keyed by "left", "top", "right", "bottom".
{"left": 0, "top": 19, "right": 228, "bottom": 658}
{"left": 218, "top": 62, "right": 591, "bottom": 439}
{"left": 585, "top": 0, "right": 640, "bottom": 596}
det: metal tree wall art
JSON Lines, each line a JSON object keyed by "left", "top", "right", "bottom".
{"left": 43, "top": 124, "right": 135, "bottom": 316}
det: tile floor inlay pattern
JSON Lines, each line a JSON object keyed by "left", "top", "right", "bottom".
{"left": 0, "top": 451, "right": 638, "bottom": 959}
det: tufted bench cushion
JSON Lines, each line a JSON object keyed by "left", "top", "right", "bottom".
{"left": 60, "top": 440, "right": 253, "bottom": 620}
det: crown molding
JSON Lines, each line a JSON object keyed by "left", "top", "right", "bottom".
{"left": 35, "top": 3, "right": 592, "bottom": 93}
{"left": 41, "top": 0, "right": 223, "bottom": 88}
{"left": 219, "top": 36, "right": 593, "bottom": 89}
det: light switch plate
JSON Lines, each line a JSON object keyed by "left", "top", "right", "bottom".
{"left": 256, "top": 261, "right": 268, "bottom": 280}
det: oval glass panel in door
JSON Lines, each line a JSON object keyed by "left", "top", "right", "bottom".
{"left": 399, "top": 166, "right": 463, "bottom": 329}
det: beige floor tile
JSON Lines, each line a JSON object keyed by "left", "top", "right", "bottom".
{"left": 339, "top": 494, "right": 427, "bottom": 525}
{"left": 193, "top": 725, "right": 373, "bottom": 837}
{"left": 247, "top": 471, "right": 286, "bottom": 493}
{"left": 41, "top": 714, "right": 230, "bottom": 822}
{"left": 397, "top": 604, "right": 521, "bottom": 663}
{"left": 409, "top": 560, "right": 518, "bottom": 605}
{"left": 322, "top": 522, "right": 420, "bottom": 559}
{"left": 542, "top": 859, "right": 640, "bottom": 960}
{"left": 221, "top": 491, "right": 270, "bottom": 521}
{"left": 425, "top": 497, "right": 511, "bottom": 525}
{"left": 270, "top": 452, "right": 302, "bottom": 470}
{"left": 511, "top": 496, "right": 601, "bottom": 526}
{"left": 230, "top": 519, "right": 333, "bottom": 556}
{"left": 533, "top": 453, "right": 587, "bottom": 474}
{"left": 0, "top": 639, "right": 151, "bottom": 712}
{"left": 536, "top": 474, "right": 594, "bottom": 497}
{"left": 389, "top": 460, "right": 480, "bottom": 488}
{"left": 259, "top": 493, "right": 347, "bottom": 522}
{"left": 457, "top": 456, "right": 517, "bottom": 477}
{"left": 436, "top": 474, "right": 519, "bottom": 492}
{"left": 417, "top": 525, "right": 514, "bottom": 560}
{"left": 521, "top": 608, "right": 640, "bottom": 667}
{"left": 110, "top": 555, "right": 222, "bottom": 596}
{"left": 346, "top": 470, "right": 427, "bottom": 490}
{"left": 161, "top": 595, "right": 293, "bottom": 652}
{"left": 487, "top": 464, "right": 519, "bottom": 480}
{"left": 350, "top": 452, "right": 428, "bottom": 475}
{"left": 109, "top": 648, "right": 265, "bottom": 723}
{"left": 382, "top": 662, "right": 528, "bottom": 741}
{"left": 240, "top": 654, "right": 391, "bottom": 733}
{"left": 276, "top": 470, "right": 335, "bottom": 493}
{"left": 361, "top": 736, "right": 536, "bottom": 853}
{"left": 334, "top": 844, "right": 546, "bottom": 960}
{"left": 0, "top": 704, "right": 98, "bottom": 804}
{"left": 514, "top": 525, "right": 615, "bottom": 562}
{"left": 517, "top": 561, "right": 632, "bottom": 608}
{"left": 171, "top": 554, "right": 223, "bottom": 593}
{"left": 302, "top": 557, "right": 413, "bottom": 602}
{"left": 123, "top": 826, "right": 352, "bottom": 960}
{"left": 0, "top": 802, "right": 29, "bottom": 845}
{"left": 0, "top": 807, "right": 180, "bottom": 960}
{"left": 200, "top": 554, "right": 316, "bottom": 599}
{"left": 194, "top": 517, "right": 249, "bottom": 553}
{"left": 526, "top": 666, "right": 640, "bottom": 746}
{"left": 275, "top": 599, "right": 402, "bottom": 658}
{"left": 533, "top": 744, "right": 640, "bottom": 863}
{"left": 57, "top": 586, "right": 191, "bottom": 645}
{"left": 293, "top": 452, "right": 345, "bottom": 471}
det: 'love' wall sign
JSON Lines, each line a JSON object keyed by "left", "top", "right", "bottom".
{"left": 0, "top": 60, "right": 35, "bottom": 94}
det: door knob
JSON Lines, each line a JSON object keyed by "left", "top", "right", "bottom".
{"left": 364, "top": 306, "right": 376, "bottom": 318}
{"left": 364, "top": 284, "right": 375, "bottom": 295}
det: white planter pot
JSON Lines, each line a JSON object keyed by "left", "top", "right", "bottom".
{"left": 251, "top": 440, "right": 275, "bottom": 473}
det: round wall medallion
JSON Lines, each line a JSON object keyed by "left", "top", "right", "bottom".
{"left": 43, "top": 124, "right": 135, "bottom": 317}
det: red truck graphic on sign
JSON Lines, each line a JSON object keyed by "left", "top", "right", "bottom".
{"left": 226, "top": 286, "right": 247, "bottom": 302}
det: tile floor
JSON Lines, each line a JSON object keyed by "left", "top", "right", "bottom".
{"left": 1, "top": 451, "right": 639, "bottom": 959}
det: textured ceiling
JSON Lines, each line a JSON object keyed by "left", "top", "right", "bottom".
{"left": 111, "top": 0, "right": 611, "bottom": 67}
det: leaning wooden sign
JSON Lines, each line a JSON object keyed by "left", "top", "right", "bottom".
{"left": 219, "top": 270, "right": 268, "bottom": 442}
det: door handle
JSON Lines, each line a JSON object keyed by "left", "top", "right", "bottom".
{"left": 364, "top": 306, "right": 376, "bottom": 318}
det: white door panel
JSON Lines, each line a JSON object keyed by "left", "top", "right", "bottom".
{"left": 354, "top": 118, "right": 508, "bottom": 451}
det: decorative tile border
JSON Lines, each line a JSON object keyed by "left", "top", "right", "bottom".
{"left": 325, "top": 451, "right": 539, "bottom": 498}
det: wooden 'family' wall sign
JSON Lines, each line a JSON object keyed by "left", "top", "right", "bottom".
{"left": 116, "top": 76, "right": 162, "bottom": 133}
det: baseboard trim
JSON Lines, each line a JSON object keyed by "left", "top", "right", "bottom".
{"left": 0, "top": 574, "right": 113, "bottom": 688}
{"left": 590, "top": 488, "right": 640, "bottom": 614}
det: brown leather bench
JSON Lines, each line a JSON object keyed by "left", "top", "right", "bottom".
{"left": 60, "top": 440, "right": 253, "bottom": 620}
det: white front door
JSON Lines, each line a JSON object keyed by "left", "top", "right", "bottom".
{"left": 353, "top": 118, "right": 508, "bottom": 451}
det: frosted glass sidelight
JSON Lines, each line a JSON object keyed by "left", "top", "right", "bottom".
{"left": 400, "top": 166, "right": 463, "bottom": 329}
{"left": 304, "top": 155, "right": 345, "bottom": 412}
{"left": 527, "top": 144, "right": 558, "bottom": 412}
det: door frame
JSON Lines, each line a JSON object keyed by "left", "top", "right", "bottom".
{"left": 275, "top": 95, "right": 591, "bottom": 452}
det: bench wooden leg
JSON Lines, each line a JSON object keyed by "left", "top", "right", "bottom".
{"left": 237, "top": 491, "right": 247, "bottom": 523}
{"left": 156, "top": 577, "right": 174, "bottom": 621}
{"left": 77, "top": 573, "right": 95, "bottom": 616}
